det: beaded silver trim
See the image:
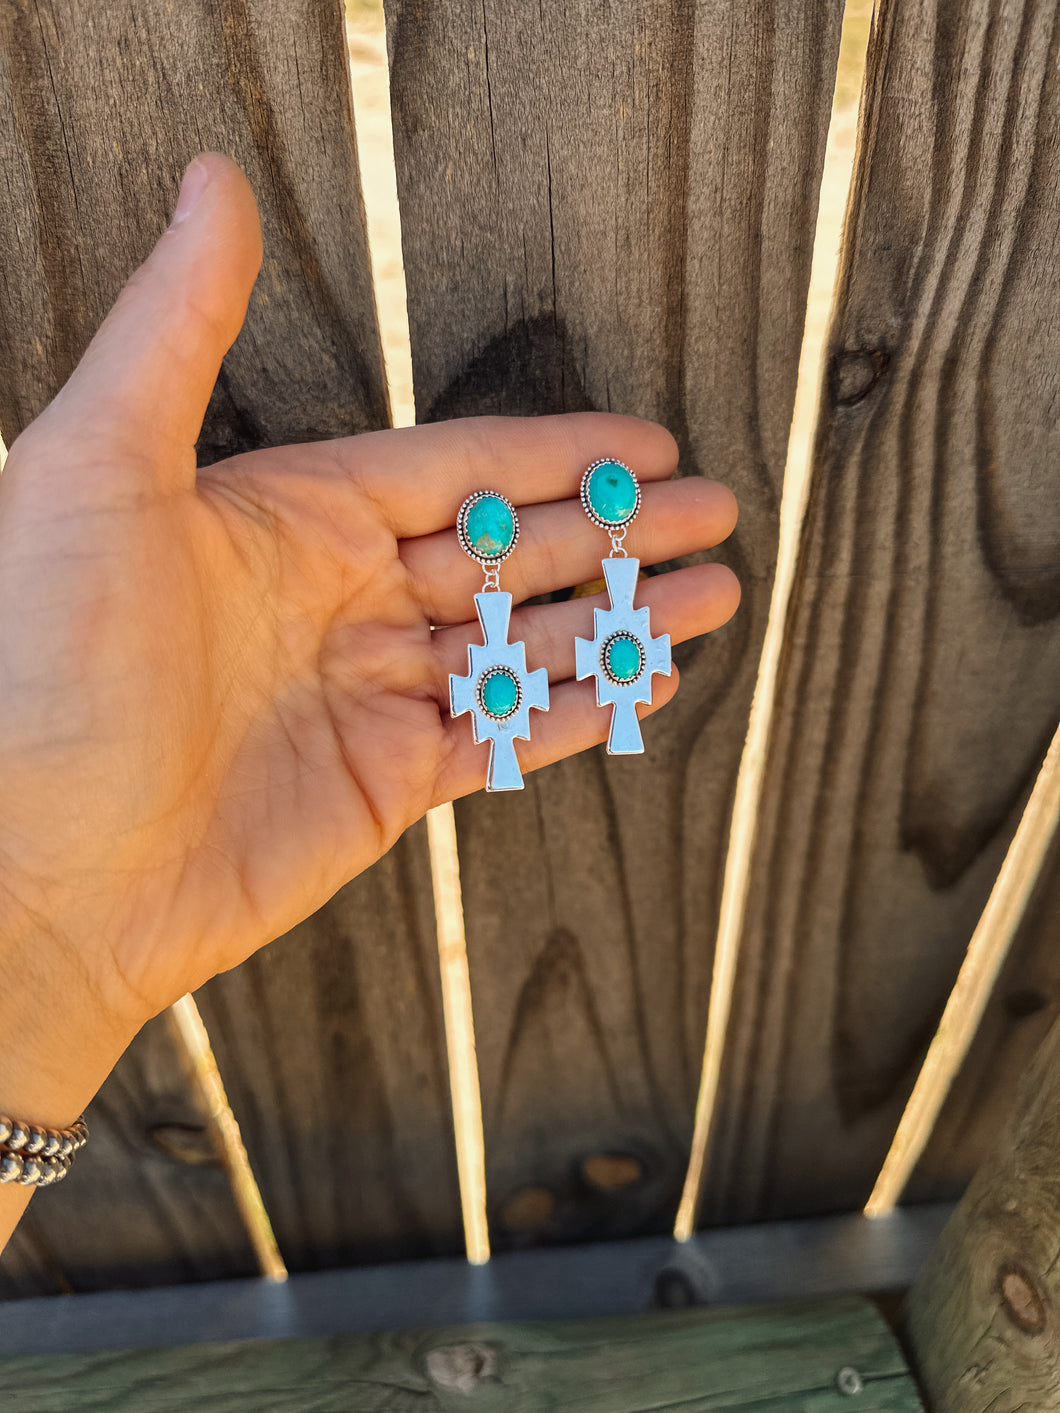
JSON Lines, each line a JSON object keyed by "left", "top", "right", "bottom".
{"left": 456, "top": 490, "right": 521, "bottom": 566}
{"left": 579, "top": 458, "right": 642, "bottom": 535}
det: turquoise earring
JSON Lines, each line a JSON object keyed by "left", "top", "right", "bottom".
{"left": 575, "top": 459, "right": 672, "bottom": 753}
{"left": 449, "top": 491, "right": 549, "bottom": 791}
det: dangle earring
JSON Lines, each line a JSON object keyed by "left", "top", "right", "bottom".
{"left": 575, "top": 458, "right": 672, "bottom": 754}
{"left": 449, "top": 491, "right": 549, "bottom": 792}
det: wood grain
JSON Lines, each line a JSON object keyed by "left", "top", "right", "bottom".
{"left": 0, "top": 0, "right": 388, "bottom": 457}
{"left": 195, "top": 824, "right": 463, "bottom": 1269}
{"left": 0, "top": 1021, "right": 256, "bottom": 1300}
{"left": 908, "top": 831, "right": 1060, "bottom": 1204}
{"left": 703, "top": 0, "right": 1060, "bottom": 1224}
{"left": 904, "top": 1014, "right": 1060, "bottom": 1410}
{"left": 0, "top": 0, "right": 459, "bottom": 1279}
{"left": 0, "top": 1296, "right": 921, "bottom": 1411}
{"left": 387, "top": 0, "right": 843, "bottom": 1246}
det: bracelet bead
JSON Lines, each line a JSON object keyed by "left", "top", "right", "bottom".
{"left": 0, "top": 1114, "right": 87, "bottom": 1188}
{"left": 0, "top": 1151, "right": 72, "bottom": 1186}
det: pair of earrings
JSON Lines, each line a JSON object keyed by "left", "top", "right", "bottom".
{"left": 449, "top": 458, "right": 673, "bottom": 792}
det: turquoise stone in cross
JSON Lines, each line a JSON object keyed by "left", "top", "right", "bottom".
{"left": 575, "top": 558, "right": 672, "bottom": 753}
{"left": 449, "top": 593, "right": 549, "bottom": 790}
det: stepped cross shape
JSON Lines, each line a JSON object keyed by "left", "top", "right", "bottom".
{"left": 449, "top": 592, "right": 549, "bottom": 791}
{"left": 575, "top": 557, "right": 672, "bottom": 754}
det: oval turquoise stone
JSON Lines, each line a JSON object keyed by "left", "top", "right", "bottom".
{"left": 586, "top": 460, "right": 638, "bottom": 525}
{"left": 465, "top": 494, "right": 516, "bottom": 559}
{"left": 606, "top": 635, "right": 644, "bottom": 683}
{"left": 480, "top": 668, "right": 519, "bottom": 719}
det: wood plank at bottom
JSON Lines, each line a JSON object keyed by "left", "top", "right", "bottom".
{"left": 0, "top": 1296, "right": 920, "bottom": 1411}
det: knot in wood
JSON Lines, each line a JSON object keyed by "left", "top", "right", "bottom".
{"left": 148, "top": 1123, "right": 219, "bottom": 1167}
{"left": 999, "top": 1266, "right": 1047, "bottom": 1334}
{"left": 836, "top": 1366, "right": 864, "bottom": 1395}
{"left": 498, "top": 1185, "right": 556, "bottom": 1231}
{"left": 829, "top": 347, "right": 889, "bottom": 406}
{"left": 426, "top": 1342, "right": 498, "bottom": 1393}
{"left": 581, "top": 1152, "right": 644, "bottom": 1191}
{"left": 653, "top": 1268, "right": 699, "bottom": 1309}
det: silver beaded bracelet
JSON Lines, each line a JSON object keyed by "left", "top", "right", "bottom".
{"left": 0, "top": 1114, "right": 88, "bottom": 1187}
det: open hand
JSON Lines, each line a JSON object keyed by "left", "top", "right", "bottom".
{"left": 0, "top": 154, "right": 739, "bottom": 1042}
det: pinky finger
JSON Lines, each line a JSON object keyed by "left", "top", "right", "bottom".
{"left": 432, "top": 667, "right": 680, "bottom": 804}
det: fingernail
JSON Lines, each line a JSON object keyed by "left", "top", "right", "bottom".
{"left": 171, "top": 158, "right": 210, "bottom": 225}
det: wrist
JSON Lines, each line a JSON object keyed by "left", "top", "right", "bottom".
{"left": 0, "top": 904, "right": 142, "bottom": 1130}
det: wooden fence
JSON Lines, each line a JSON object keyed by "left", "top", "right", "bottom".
{"left": 0, "top": 0, "right": 1057, "bottom": 1311}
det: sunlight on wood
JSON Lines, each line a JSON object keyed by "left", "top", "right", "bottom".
{"left": 426, "top": 804, "right": 491, "bottom": 1264}
{"left": 168, "top": 995, "right": 287, "bottom": 1281}
{"left": 346, "top": 0, "right": 415, "bottom": 430}
{"left": 674, "top": 0, "right": 873, "bottom": 1242}
{"left": 865, "top": 721, "right": 1060, "bottom": 1218}
{"left": 345, "top": 1, "right": 490, "bottom": 1262}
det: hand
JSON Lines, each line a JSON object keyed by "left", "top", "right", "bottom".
{"left": 0, "top": 154, "right": 739, "bottom": 1048}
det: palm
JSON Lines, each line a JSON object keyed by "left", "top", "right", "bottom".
{"left": 0, "top": 158, "right": 738, "bottom": 1026}
{"left": 187, "top": 445, "right": 448, "bottom": 957}
{"left": 2, "top": 419, "right": 736, "bottom": 1016}
{"left": 176, "top": 426, "right": 738, "bottom": 996}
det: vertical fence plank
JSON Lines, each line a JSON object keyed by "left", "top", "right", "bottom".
{"left": 0, "top": 1025, "right": 257, "bottom": 1299}
{"left": 0, "top": 0, "right": 459, "bottom": 1284}
{"left": 907, "top": 834, "right": 1060, "bottom": 1204}
{"left": 0, "top": 0, "right": 388, "bottom": 452}
{"left": 194, "top": 824, "right": 462, "bottom": 1267}
{"left": 707, "top": 0, "right": 1060, "bottom": 1224}
{"left": 388, "top": 0, "right": 843, "bottom": 1243}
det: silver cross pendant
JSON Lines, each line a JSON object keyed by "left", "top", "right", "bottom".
{"left": 574, "top": 558, "right": 672, "bottom": 754}
{"left": 450, "top": 591, "right": 550, "bottom": 791}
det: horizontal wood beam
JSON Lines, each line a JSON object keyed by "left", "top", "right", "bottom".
{"left": 0, "top": 1206, "right": 950, "bottom": 1357}
{"left": 0, "top": 1296, "right": 920, "bottom": 1411}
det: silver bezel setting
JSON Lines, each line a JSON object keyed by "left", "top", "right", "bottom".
{"left": 600, "top": 630, "right": 646, "bottom": 686}
{"left": 449, "top": 592, "right": 550, "bottom": 790}
{"left": 476, "top": 665, "right": 523, "bottom": 722}
{"left": 456, "top": 490, "right": 521, "bottom": 566}
{"left": 573, "top": 558, "right": 673, "bottom": 755}
{"left": 580, "top": 458, "right": 642, "bottom": 532}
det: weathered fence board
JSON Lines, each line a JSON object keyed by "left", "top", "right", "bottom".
{"left": 0, "top": 0, "right": 388, "bottom": 454}
{"left": 904, "top": 1012, "right": 1060, "bottom": 1410}
{"left": 0, "top": 0, "right": 459, "bottom": 1280}
{"left": 387, "top": 0, "right": 844, "bottom": 1245}
{"left": 908, "top": 831, "right": 1060, "bottom": 1204}
{"left": 0, "top": 1023, "right": 256, "bottom": 1300}
{"left": 704, "top": 0, "right": 1060, "bottom": 1224}
{"left": 195, "top": 825, "right": 462, "bottom": 1268}
{"left": 0, "top": 1296, "right": 921, "bottom": 1411}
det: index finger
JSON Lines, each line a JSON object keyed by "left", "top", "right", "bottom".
{"left": 318, "top": 412, "right": 680, "bottom": 538}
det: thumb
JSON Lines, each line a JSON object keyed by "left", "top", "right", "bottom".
{"left": 38, "top": 153, "right": 263, "bottom": 487}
